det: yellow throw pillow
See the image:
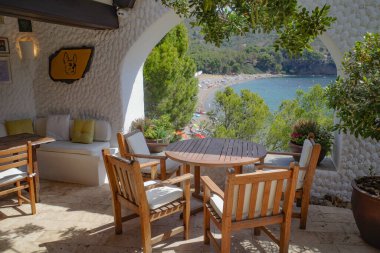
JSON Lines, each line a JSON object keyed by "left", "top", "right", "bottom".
{"left": 5, "top": 119, "right": 34, "bottom": 135}
{"left": 71, "top": 119, "right": 95, "bottom": 144}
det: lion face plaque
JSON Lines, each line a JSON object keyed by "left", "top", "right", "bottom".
{"left": 49, "top": 47, "right": 93, "bottom": 84}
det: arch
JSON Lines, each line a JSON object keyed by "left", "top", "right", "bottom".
{"left": 119, "top": 10, "right": 181, "bottom": 133}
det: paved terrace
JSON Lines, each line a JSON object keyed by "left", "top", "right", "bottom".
{"left": 0, "top": 180, "right": 378, "bottom": 253}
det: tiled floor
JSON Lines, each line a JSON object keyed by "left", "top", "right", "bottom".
{"left": 0, "top": 180, "right": 378, "bottom": 253}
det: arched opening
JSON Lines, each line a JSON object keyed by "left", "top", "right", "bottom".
{"left": 119, "top": 10, "right": 181, "bottom": 134}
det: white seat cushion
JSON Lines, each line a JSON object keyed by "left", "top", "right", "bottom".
{"left": 297, "top": 139, "right": 314, "bottom": 189}
{"left": 141, "top": 158, "right": 181, "bottom": 175}
{"left": 209, "top": 179, "right": 278, "bottom": 220}
{"left": 146, "top": 185, "right": 183, "bottom": 210}
{"left": 0, "top": 168, "right": 27, "bottom": 185}
{"left": 125, "top": 132, "right": 151, "bottom": 163}
{"left": 46, "top": 114, "right": 70, "bottom": 141}
{"left": 38, "top": 141, "right": 110, "bottom": 156}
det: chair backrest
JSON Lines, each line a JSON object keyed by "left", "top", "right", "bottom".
{"left": 223, "top": 164, "right": 299, "bottom": 221}
{"left": 102, "top": 148, "right": 148, "bottom": 209}
{"left": 117, "top": 130, "right": 150, "bottom": 163}
{"left": 296, "top": 138, "right": 321, "bottom": 189}
{"left": 0, "top": 142, "right": 33, "bottom": 175}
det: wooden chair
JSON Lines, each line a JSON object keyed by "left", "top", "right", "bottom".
{"left": 117, "top": 130, "right": 181, "bottom": 180}
{"left": 202, "top": 163, "right": 299, "bottom": 253}
{"left": 256, "top": 137, "right": 321, "bottom": 229}
{"left": 0, "top": 141, "right": 36, "bottom": 214}
{"left": 102, "top": 148, "right": 193, "bottom": 253}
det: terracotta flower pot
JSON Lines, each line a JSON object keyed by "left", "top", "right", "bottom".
{"left": 351, "top": 177, "right": 380, "bottom": 249}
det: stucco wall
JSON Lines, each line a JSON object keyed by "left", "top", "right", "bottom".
{"left": 300, "top": 0, "right": 380, "bottom": 201}
{"left": 0, "top": 19, "right": 36, "bottom": 121}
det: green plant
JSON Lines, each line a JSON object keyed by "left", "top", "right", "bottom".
{"left": 290, "top": 119, "right": 333, "bottom": 152}
{"left": 326, "top": 33, "right": 380, "bottom": 140}
{"left": 161, "top": 0, "right": 336, "bottom": 55}
{"left": 133, "top": 115, "right": 175, "bottom": 143}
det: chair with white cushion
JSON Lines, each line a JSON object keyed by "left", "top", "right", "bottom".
{"left": 202, "top": 163, "right": 299, "bottom": 253}
{"left": 256, "top": 136, "right": 321, "bottom": 229}
{"left": 102, "top": 148, "right": 193, "bottom": 253}
{"left": 0, "top": 141, "right": 36, "bottom": 214}
{"left": 117, "top": 130, "right": 181, "bottom": 180}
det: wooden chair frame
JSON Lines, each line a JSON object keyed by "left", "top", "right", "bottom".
{"left": 102, "top": 148, "right": 193, "bottom": 253}
{"left": 0, "top": 141, "right": 36, "bottom": 214}
{"left": 117, "top": 130, "right": 180, "bottom": 180}
{"left": 256, "top": 137, "right": 321, "bottom": 229}
{"left": 202, "top": 164, "right": 299, "bottom": 253}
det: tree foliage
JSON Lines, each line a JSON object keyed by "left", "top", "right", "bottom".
{"left": 161, "top": 0, "right": 336, "bottom": 55}
{"left": 144, "top": 24, "right": 198, "bottom": 128}
{"left": 326, "top": 33, "right": 380, "bottom": 140}
{"left": 208, "top": 87, "right": 270, "bottom": 141}
{"left": 266, "top": 85, "right": 333, "bottom": 150}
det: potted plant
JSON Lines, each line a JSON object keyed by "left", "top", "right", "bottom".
{"left": 326, "top": 33, "right": 380, "bottom": 249}
{"left": 130, "top": 115, "right": 176, "bottom": 153}
{"left": 289, "top": 119, "right": 333, "bottom": 165}
{"left": 351, "top": 169, "right": 380, "bottom": 249}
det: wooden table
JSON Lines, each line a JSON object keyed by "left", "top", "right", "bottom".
{"left": 0, "top": 133, "right": 55, "bottom": 202}
{"left": 165, "top": 138, "right": 267, "bottom": 201}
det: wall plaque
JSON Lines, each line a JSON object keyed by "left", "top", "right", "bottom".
{"left": 49, "top": 47, "right": 93, "bottom": 84}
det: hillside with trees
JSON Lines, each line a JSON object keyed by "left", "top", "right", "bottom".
{"left": 186, "top": 22, "right": 337, "bottom": 75}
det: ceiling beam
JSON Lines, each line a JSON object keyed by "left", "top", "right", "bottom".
{"left": 0, "top": 0, "right": 119, "bottom": 30}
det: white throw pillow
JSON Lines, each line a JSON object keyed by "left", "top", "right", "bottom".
{"left": 46, "top": 115, "right": 70, "bottom": 141}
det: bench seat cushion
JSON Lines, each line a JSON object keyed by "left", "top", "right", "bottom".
{"left": 38, "top": 141, "right": 110, "bottom": 156}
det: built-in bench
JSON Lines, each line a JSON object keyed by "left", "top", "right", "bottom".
{"left": 34, "top": 118, "right": 111, "bottom": 186}
{"left": 0, "top": 118, "right": 111, "bottom": 186}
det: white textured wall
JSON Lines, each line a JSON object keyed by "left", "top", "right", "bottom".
{"left": 300, "top": 0, "right": 380, "bottom": 201}
{"left": 0, "top": 18, "right": 36, "bottom": 121}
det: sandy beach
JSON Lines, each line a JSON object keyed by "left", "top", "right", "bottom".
{"left": 196, "top": 73, "right": 284, "bottom": 113}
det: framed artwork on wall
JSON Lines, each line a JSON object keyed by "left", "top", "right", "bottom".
{"left": 0, "top": 37, "right": 9, "bottom": 54}
{"left": 0, "top": 57, "right": 12, "bottom": 84}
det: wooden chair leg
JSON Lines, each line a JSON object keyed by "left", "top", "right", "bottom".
{"left": 141, "top": 216, "right": 152, "bottom": 253}
{"left": 112, "top": 197, "right": 122, "bottom": 234}
{"left": 300, "top": 198, "right": 310, "bottom": 229}
{"left": 27, "top": 178, "right": 36, "bottom": 215}
{"left": 221, "top": 225, "right": 231, "bottom": 253}
{"left": 203, "top": 208, "right": 210, "bottom": 244}
{"left": 183, "top": 179, "right": 190, "bottom": 240}
{"left": 279, "top": 220, "right": 291, "bottom": 253}
{"left": 16, "top": 181, "right": 23, "bottom": 206}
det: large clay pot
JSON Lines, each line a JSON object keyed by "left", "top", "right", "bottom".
{"left": 146, "top": 139, "right": 169, "bottom": 153}
{"left": 288, "top": 141, "right": 326, "bottom": 165}
{"left": 351, "top": 177, "right": 380, "bottom": 249}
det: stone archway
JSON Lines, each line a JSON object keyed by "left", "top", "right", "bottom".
{"left": 121, "top": 0, "right": 380, "bottom": 200}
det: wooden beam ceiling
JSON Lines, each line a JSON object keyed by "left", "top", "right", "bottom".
{"left": 0, "top": 0, "right": 119, "bottom": 30}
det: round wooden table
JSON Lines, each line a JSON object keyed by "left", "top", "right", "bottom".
{"left": 165, "top": 138, "right": 267, "bottom": 201}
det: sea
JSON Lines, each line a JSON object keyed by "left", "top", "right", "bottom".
{"left": 206, "top": 75, "right": 337, "bottom": 112}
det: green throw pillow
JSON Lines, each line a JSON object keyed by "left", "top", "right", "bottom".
{"left": 71, "top": 119, "right": 95, "bottom": 144}
{"left": 5, "top": 119, "right": 34, "bottom": 135}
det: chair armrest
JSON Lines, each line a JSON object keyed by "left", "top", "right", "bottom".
{"left": 139, "top": 160, "right": 160, "bottom": 169}
{"left": 129, "top": 153, "right": 167, "bottom": 160}
{"left": 161, "top": 173, "right": 193, "bottom": 185}
{"left": 144, "top": 173, "right": 193, "bottom": 190}
{"left": 201, "top": 176, "right": 224, "bottom": 199}
{"left": 267, "top": 151, "right": 301, "bottom": 157}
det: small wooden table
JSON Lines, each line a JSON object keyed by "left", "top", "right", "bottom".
{"left": 0, "top": 133, "right": 55, "bottom": 202}
{"left": 165, "top": 138, "right": 267, "bottom": 201}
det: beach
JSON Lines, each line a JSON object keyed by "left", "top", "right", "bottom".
{"left": 196, "top": 73, "right": 284, "bottom": 113}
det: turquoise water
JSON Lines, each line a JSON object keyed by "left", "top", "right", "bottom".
{"left": 231, "top": 75, "right": 337, "bottom": 112}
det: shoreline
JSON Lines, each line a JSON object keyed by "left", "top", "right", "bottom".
{"left": 196, "top": 73, "right": 285, "bottom": 112}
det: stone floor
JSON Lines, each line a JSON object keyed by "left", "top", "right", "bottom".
{"left": 0, "top": 180, "right": 378, "bottom": 253}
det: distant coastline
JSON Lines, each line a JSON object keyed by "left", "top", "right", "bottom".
{"left": 196, "top": 73, "right": 285, "bottom": 113}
